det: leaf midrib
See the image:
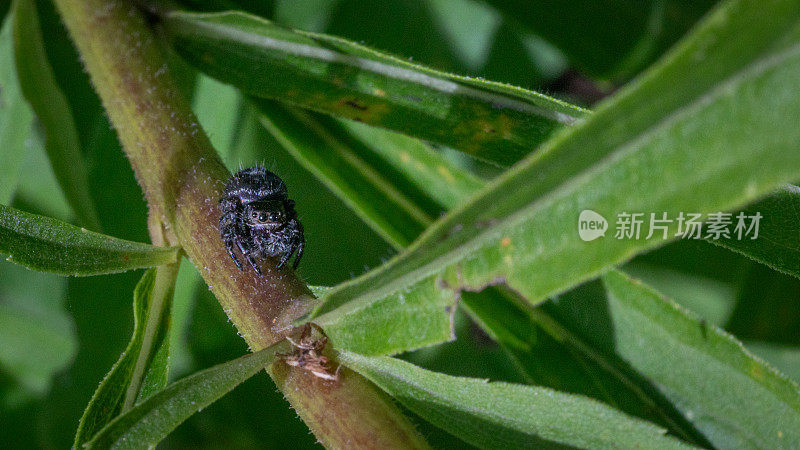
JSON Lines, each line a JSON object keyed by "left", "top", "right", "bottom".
{"left": 341, "top": 353, "right": 679, "bottom": 447}
{"left": 168, "top": 11, "right": 585, "bottom": 123}
{"left": 315, "top": 36, "right": 800, "bottom": 319}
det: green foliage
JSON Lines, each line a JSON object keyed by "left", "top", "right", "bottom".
{"left": 308, "top": 0, "right": 800, "bottom": 325}
{"left": 0, "top": 263, "right": 75, "bottom": 401}
{"left": 0, "top": 11, "right": 33, "bottom": 205}
{"left": 3, "top": 0, "right": 800, "bottom": 448}
{"left": 710, "top": 186, "right": 800, "bottom": 279}
{"left": 12, "top": 0, "right": 100, "bottom": 230}
{"left": 84, "top": 341, "right": 289, "bottom": 449}
{"left": 483, "top": 0, "right": 718, "bottom": 80}
{"left": 339, "top": 351, "right": 691, "bottom": 449}
{"left": 75, "top": 266, "right": 179, "bottom": 447}
{"left": 162, "top": 10, "right": 586, "bottom": 165}
{"left": 0, "top": 203, "right": 179, "bottom": 275}
{"left": 601, "top": 270, "right": 800, "bottom": 447}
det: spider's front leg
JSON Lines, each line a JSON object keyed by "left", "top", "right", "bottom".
{"left": 219, "top": 203, "right": 245, "bottom": 271}
{"left": 244, "top": 247, "right": 263, "bottom": 276}
{"left": 221, "top": 227, "right": 244, "bottom": 271}
{"left": 291, "top": 230, "right": 305, "bottom": 270}
{"left": 277, "top": 218, "right": 305, "bottom": 270}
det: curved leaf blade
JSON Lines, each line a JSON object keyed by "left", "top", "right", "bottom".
{"left": 280, "top": 94, "right": 717, "bottom": 443}
{"left": 75, "top": 265, "right": 179, "bottom": 447}
{"left": 0, "top": 203, "right": 179, "bottom": 275}
{"left": 339, "top": 351, "right": 692, "bottom": 449}
{"left": 308, "top": 0, "right": 800, "bottom": 324}
{"left": 339, "top": 119, "right": 486, "bottom": 211}
{"left": 162, "top": 10, "right": 586, "bottom": 166}
{"left": 84, "top": 340, "right": 289, "bottom": 450}
{"left": 597, "top": 269, "right": 800, "bottom": 448}
{"left": 12, "top": 0, "right": 100, "bottom": 230}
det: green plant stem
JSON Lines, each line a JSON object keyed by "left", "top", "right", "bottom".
{"left": 50, "top": 0, "right": 427, "bottom": 447}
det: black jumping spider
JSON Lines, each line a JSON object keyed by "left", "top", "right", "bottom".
{"left": 219, "top": 167, "right": 304, "bottom": 274}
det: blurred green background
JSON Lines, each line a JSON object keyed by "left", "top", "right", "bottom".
{"left": 2, "top": 0, "right": 799, "bottom": 448}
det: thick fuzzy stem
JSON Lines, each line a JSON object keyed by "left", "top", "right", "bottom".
{"left": 51, "top": 0, "right": 427, "bottom": 447}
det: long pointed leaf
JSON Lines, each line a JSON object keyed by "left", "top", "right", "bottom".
{"left": 75, "top": 264, "right": 179, "bottom": 447}
{"left": 84, "top": 340, "right": 289, "bottom": 450}
{"left": 162, "top": 10, "right": 586, "bottom": 166}
{"left": 308, "top": 0, "right": 800, "bottom": 325}
{"left": 595, "top": 269, "right": 800, "bottom": 448}
{"left": 0, "top": 203, "right": 179, "bottom": 275}
{"left": 339, "top": 351, "right": 691, "bottom": 449}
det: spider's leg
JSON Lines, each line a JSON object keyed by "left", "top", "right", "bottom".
{"left": 277, "top": 250, "right": 291, "bottom": 270}
{"left": 292, "top": 236, "right": 304, "bottom": 270}
{"left": 246, "top": 253, "right": 262, "bottom": 276}
{"left": 235, "top": 233, "right": 248, "bottom": 258}
{"left": 291, "top": 225, "right": 305, "bottom": 269}
{"left": 278, "top": 227, "right": 303, "bottom": 270}
{"left": 225, "top": 237, "right": 244, "bottom": 270}
{"left": 220, "top": 213, "right": 244, "bottom": 270}
{"left": 239, "top": 237, "right": 262, "bottom": 275}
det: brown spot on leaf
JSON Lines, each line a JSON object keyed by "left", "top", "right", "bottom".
{"left": 342, "top": 98, "right": 368, "bottom": 111}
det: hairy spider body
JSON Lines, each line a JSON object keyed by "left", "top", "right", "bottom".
{"left": 219, "top": 167, "right": 304, "bottom": 274}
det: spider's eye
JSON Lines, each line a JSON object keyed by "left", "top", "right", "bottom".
{"left": 251, "top": 212, "right": 258, "bottom": 219}
{"left": 258, "top": 212, "right": 268, "bottom": 222}
{"left": 269, "top": 212, "right": 282, "bottom": 222}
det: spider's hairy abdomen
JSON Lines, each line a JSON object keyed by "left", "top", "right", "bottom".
{"left": 222, "top": 167, "right": 288, "bottom": 203}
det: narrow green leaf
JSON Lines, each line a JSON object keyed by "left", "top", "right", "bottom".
{"left": 0, "top": 11, "right": 33, "bottom": 204}
{"left": 308, "top": 0, "right": 800, "bottom": 325}
{"left": 162, "top": 10, "right": 586, "bottom": 166}
{"left": 0, "top": 203, "right": 179, "bottom": 275}
{"left": 709, "top": 185, "right": 800, "bottom": 279}
{"left": 12, "top": 0, "right": 100, "bottom": 230}
{"left": 458, "top": 287, "right": 699, "bottom": 440}
{"left": 84, "top": 340, "right": 290, "bottom": 450}
{"left": 339, "top": 351, "right": 691, "bottom": 449}
{"left": 340, "top": 120, "right": 486, "bottom": 211}
{"left": 308, "top": 285, "right": 331, "bottom": 297}
{"left": 75, "top": 264, "right": 179, "bottom": 447}
{"left": 253, "top": 99, "right": 433, "bottom": 248}
{"left": 315, "top": 271, "right": 458, "bottom": 356}
{"left": 596, "top": 269, "right": 800, "bottom": 448}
